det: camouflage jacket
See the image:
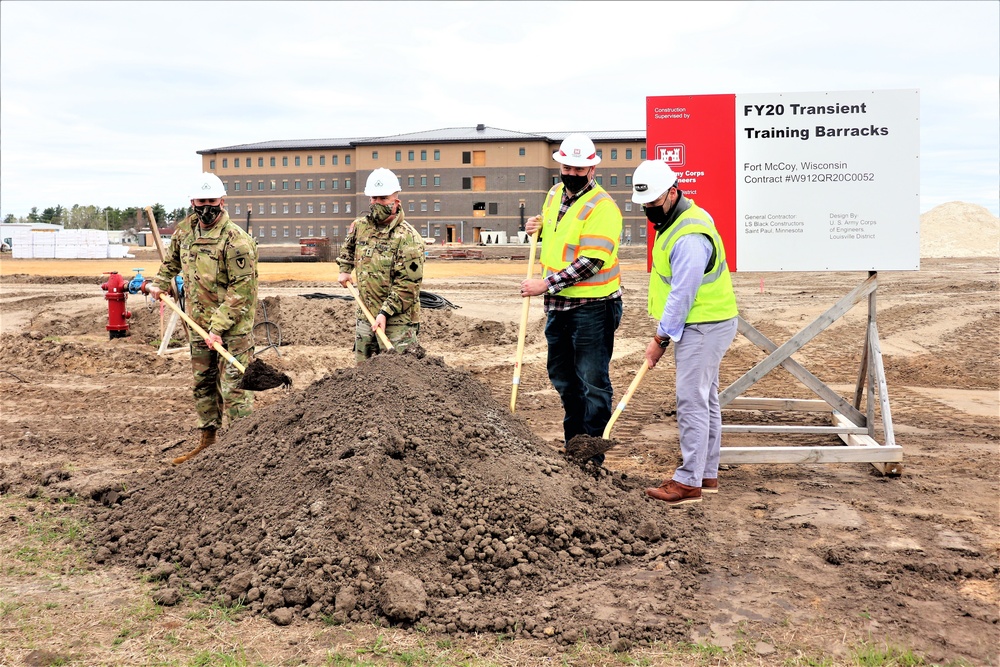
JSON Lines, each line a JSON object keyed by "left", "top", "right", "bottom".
{"left": 337, "top": 208, "right": 424, "bottom": 324}
{"left": 155, "top": 211, "right": 258, "bottom": 338}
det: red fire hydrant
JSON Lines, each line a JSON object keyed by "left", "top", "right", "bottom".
{"left": 101, "top": 271, "right": 131, "bottom": 339}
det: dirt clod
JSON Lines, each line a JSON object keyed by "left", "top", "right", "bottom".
{"left": 239, "top": 358, "right": 293, "bottom": 390}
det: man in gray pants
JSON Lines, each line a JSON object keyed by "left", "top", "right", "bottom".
{"left": 630, "top": 160, "right": 739, "bottom": 508}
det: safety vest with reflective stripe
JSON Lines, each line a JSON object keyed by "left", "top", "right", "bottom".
{"left": 539, "top": 184, "right": 623, "bottom": 298}
{"left": 648, "top": 202, "right": 738, "bottom": 323}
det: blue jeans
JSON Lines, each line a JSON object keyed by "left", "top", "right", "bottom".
{"left": 545, "top": 298, "right": 623, "bottom": 456}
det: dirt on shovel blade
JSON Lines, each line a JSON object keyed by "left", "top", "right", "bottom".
{"left": 564, "top": 433, "right": 616, "bottom": 463}
{"left": 238, "top": 359, "right": 292, "bottom": 391}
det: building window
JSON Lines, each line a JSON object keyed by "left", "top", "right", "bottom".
{"left": 596, "top": 176, "right": 603, "bottom": 185}
{"left": 307, "top": 156, "right": 313, "bottom": 166}
{"left": 462, "top": 177, "right": 471, "bottom": 190}
{"left": 488, "top": 202, "right": 498, "bottom": 215}
{"left": 519, "top": 147, "right": 526, "bottom": 156}
{"left": 408, "top": 202, "right": 415, "bottom": 212}
{"left": 259, "top": 203, "right": 264, "bottom": 214}
{"left": 271, "top": 157, "right": 276, "bottom": 167}
{"left": 234, "top": 182, "right": 240, "bottom": 191}
{"left": 420, "top": 150, "right": 427, "bottom": 161}
{"left": 408, "top": 176, "right": 415, "bottom": 187}
{"left": 271, "top": 203, "right": 276, "bottom": 214}
{"left": 433, "top": 201, "right": 441, "bottom": 211}
{"left": 345, "top": 202, "right": 351, "bottom": 213}
{"left": 258, "top": 180, "right": 264, "bottom": 191}
{"left": 345, "top": 155, "right": 351, "bottom": 165}
{"left": 210, "top": 159, "right": 216, "bottom": 169}
{"left": 331, "top": 155, "right": 338, "bottom": 165}
{"left": 345, "top": 179, "right": 351, "bottom": 190}
{"left": 271, "top": 180, "right": 277, "bottom": 191}
{"left": 319, "top": 156, "right": 325, "bottom": 166}
{"left": 626, "top": 149, "right": 632, "bottom": 160}
{"left": 319, "top": 180, "right": 326, "bottom": 190}
{"left": 518, "top": 174, "right": 526, "bottom": 183}
{"left": 434, "top": 149, "right": 440, "bottom": 160}
{"left": 433, "top": 176, "right": 440, "bottom": 186}
{"left": 295, "top": 204, "right": 301, "bottom": 213}
{"left": 259, "top": 227, "right": 264, "bottom": 237}
{"left": 625, "top": 202, "right": 632, "bottom": 212}
{"left": 320, "top": 203, "right": 326, "bottom": 213}
{"left": 295, "top": 156, "right": 301, "bottom": 167}
{"left": 307, "top": 180, "right": 313, "bottom": 190}
{"left": 332, "top": 203, "right": 339, "bottom": 213}
{"left": 625, "top": 174, "right": 632, "bottom": 185}
{"left": 408, "top": 150, "right": 414, "bottom": 161}
{"left": 271, "top": 229, "right": 277, "bottom": 237}
{"left": 463, "top": 151, "right": 471, "bottom": 164}
{"left": 222, "top": 158, "right": 228, "bottom": 168}
{"left": 420, "top": 176, "right": 427, "bottom": 186}
{"left": 640, "top": 149, "right": 647, "bottom": 159}
{"left": 332, "top": 179, "right": 338, "bottom": 189}
{"left": 246, "top": 158, "right": 251, "bottom": 169}
{"left": 258, "top": 157, "right": 264, "bottom": 167}
{"left": 295, "top": 227, "right": 301, "bottom": 237}
{"left": 246, "top": 180, "right": 251, "bottom": 191}
{"left": 395, "top": 150, "right": 402, "bottom": 161}
{"left": 472, "top": 176, "right": 486, "bottom": 191}
{"left": 283, "top": 227, "right": 289, "bottom": 238}
{"left": 596, "top": 149, "right": 603, "bottom": 159}
{"left": 235, "top": 158, "right": 240, "bottom": 168}
{"left": 295, "top": 181, "right": 301, "bottom": 190}
{"left": 282, "top": 181, "right": 288, "bottom": 190}
{"left": 308, "top": 226, "right": 314, "bottom": 236}
{"left": 611, "top": 149, "right": 618, "bottom": 160}
{"left": 372, "top": 151, "right": 379, "bottom": 160}
{"left": 283, "top": 204, "right": 289, "bottom": 213}
{"left": 610, "top": 175, "right": 618, "bottom": 186}
{"left": 420, "top": 202, "right": 428, "bottom": 211}
{"left": 234, "top": 204, "right": 241, "bottom": 214}
{"left": 282, "top": 157, "right": 288, "bottom": 167}
{"left": 307, "top": 204, "right": 313, "bottom": 214}
{"left": 321, "top": 227, "right": 328, "bottom": 237}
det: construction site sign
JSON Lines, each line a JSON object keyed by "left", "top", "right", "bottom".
{"left": 646, "top": 89, "right": 920, "bottom": 272}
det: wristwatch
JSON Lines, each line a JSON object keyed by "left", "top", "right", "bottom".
{"left": 653, "top": 334, "right": 670, "bottom": 348}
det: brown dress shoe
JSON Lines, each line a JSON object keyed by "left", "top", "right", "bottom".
{"left": 645, "top": 479, "right": 702, "bottom": 507}
{"left": 702, "top": 478, "right": 719, "bottom": 494}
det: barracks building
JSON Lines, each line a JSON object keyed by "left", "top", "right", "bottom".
{"left": 197, "top": 125, "right": 648, "bottom": 246}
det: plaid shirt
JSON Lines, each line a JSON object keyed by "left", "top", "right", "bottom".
{"left": 541, "top": 180, "right": 624, "bottom": 313}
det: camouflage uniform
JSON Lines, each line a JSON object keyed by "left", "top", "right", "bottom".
{"left": 154, "top": 211, "right": 258, "bottom": 429}
{"left": 337, "top": 208, "right": 424, "bottom": 364}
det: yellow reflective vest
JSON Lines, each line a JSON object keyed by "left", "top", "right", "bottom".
{"left": 539, "top": 184, "right": 623, "bottom": 298}
{"left": 648, "top": 202, "right": 738, "bottom": 323}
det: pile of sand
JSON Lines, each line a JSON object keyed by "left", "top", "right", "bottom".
{"left": 920, "top": 202, "right": 999, "bottom": 258}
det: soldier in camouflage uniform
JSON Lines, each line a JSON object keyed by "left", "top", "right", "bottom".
{"left": 147, "top": 172, "right": 258, "bottom": 463}
{"left": 337, "top": 168, "right": 424, "bottom": 364}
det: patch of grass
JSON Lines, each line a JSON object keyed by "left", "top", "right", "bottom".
{"left": 190, "top": 646, "right": 250, "bottom": 666}
{"left": 185, "top": 597, "right": 247, "bottom": 624}
{"left": 851, "top": 640, "right": 930, "bottom": 666}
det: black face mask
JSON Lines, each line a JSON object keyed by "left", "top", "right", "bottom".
{"left": 644, "top": 203, "right": 670, "bottom": 227}
{"left": 194, "top": 204, "right": 222, "bottom": 227}
{"left": 560, "top": 173, "right": 589, "bottom": 193}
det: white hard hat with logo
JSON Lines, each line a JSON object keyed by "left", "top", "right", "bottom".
{"left": 190, "top": 172, "right": 227, "bottom": 200}
{"left": 552, "top": 133, "right": 601, "bottom": 167}
{"left": 631, "top": 160, "right": 679, "bottom": 204}
{"left": 364, "top": 168, "right": 402, "bottom": 196}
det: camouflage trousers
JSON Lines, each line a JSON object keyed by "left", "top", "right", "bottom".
{"left": 190, "top": 336, "right": 254, "bottom": 429}
{"left": 354, "top": 319, "right": 419, "bottom": 364}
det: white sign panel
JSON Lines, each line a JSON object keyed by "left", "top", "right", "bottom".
{"left": 735, "top": 89, "right": 920, "bottom": 271}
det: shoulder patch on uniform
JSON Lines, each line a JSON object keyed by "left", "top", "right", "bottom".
{"left": 236, "top": 257, "right": 246, "bottom": 270}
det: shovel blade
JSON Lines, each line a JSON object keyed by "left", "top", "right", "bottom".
{"left": 564, "top": 433, "right": 616, "bottom": 464}
{"left": 237, "top": 359, "right": 292, "bottom": 391}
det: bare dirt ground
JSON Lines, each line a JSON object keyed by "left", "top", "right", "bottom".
{"left": 0, "top": 249, "right": 997, "bottom": 667}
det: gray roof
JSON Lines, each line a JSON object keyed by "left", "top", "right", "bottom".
{"left": 199, "top": 126, "right": 645, "bottom": 154}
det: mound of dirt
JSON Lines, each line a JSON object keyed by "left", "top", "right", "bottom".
{"left": 920, "top": 202, "right": 1000, "bottom": 258}
{"left": 87, "top": 352, "right": 706, "bottom": 645}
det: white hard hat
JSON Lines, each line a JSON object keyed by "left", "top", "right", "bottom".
{"left": 552, "top": 133, "right": 601, "bottom": 167}
{"left": 364, "top": 168, "right": 402, "bottom": 196}
{"left": 190, "top": 172, "right": 227, "bottom": 200}
{"left": 631, "top": 160, "right": 679, "bottom": 204}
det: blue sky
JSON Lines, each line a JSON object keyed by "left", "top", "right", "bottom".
{"left": 1, "top": 1, "right": 997, "bottom": 218}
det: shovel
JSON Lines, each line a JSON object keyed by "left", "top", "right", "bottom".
{"left": 510, "top": 228, "right": 540, "bottom": 413}
{"left": 157, "top": 293, "right": 292, "bottom": 390}
{"left": 565, "top": 359, "right": 649, "bottom": 463}
{"left": 344, "top": 282, "right": 394, "bottom": 352}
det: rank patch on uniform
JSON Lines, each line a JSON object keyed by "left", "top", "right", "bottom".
{"left": 409, "top": 261, "right": 419, "bottom": 272}
{"left": 236, "top": 258, "right": 246, "bottom": 270}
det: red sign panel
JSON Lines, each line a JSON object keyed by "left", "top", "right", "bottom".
{"left": 646, "top": 95, "right": 738, "bottom": 271}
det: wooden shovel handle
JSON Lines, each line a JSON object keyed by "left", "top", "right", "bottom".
{"left": 602, "top": 360, "right": 649, "bottom": 439}
{"left": 344, "top": 282, "right": 394, "bottom": 351}
{"left": 510, "top": 228, "right": 540, "bottom": 413}
{"left": 159, "top": 294, "right": 246, "bottom": 373}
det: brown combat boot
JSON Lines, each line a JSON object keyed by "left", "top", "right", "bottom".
{"left": 172, "top": 427, "right": 216, "bottom": 465}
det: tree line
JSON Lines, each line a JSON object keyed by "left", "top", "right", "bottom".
{"left": 2, "top": 204, "right": 193, "bottom": 232}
